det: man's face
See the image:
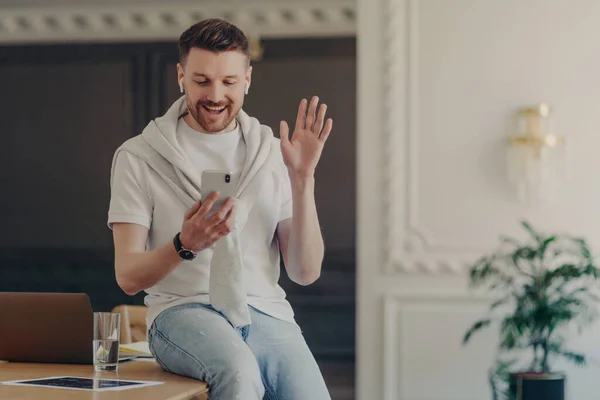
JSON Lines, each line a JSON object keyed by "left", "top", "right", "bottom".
{"left": 178, "top": 48, "right": 251, "bottom": 133}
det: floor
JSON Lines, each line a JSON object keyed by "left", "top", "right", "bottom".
{"left": 320, "top": 362, "right": 355, "bottom": 400}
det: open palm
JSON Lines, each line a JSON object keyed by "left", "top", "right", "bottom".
{"left": 280, "top": 96, "right": 333, "bottom": 178}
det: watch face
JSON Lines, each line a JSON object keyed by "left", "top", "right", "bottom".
{"left": 179, "top": 250, "right": 195, "bottom": 260}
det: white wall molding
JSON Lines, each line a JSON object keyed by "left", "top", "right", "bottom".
{"left": 381, "top": 0, "right": 471, "bottom": 276}
{"left": 390, "top": 256, "right": 475, "bottom": 275}
{"left": 382, "top": 295, "right": 403, "bottom": 400}
{"left": 383, "top": 294, "right": 496, "bottom": 400}
{"left": 381, "top": 0, "right": 408, "bottom": 273}
{"left": 381, "top": 0, "right": 493, "bottom": 276}
{"left": 382, "top": 0, "right": 451, "bottom": 275}
{"left": 0, "top": 1, "right": 356, "bottom": 44}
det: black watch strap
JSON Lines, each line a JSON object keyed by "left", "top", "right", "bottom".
{"left": 173, "top": 232, "right": 196, "bottom": 260}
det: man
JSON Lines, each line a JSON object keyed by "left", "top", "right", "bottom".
{"left": 108, "top": 18, "right": 333, "bottom": 399}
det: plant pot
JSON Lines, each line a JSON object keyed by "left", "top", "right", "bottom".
{"left": 509, "top": 372, "right": 565, "bottom": 400}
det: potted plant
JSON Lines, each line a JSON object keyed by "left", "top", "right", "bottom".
{"left": 462, "top": 221, "right": 600, "bottom": 400}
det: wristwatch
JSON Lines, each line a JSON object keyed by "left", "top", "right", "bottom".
{"left": 173, "top": 232, "right": 196, "bottom": 260}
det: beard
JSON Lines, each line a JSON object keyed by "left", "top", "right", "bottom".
{"left": 185, "top": 96, "right": 240, "bottom": 133}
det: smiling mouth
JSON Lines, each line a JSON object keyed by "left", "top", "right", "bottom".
{"left": 202, "top": 105, "right": 227, "bottom": 115}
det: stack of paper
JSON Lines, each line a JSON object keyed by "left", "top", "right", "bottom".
{"left": 119, "top": 341, "right": 153, "bottom": 358}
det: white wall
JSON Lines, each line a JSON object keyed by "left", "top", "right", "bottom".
{"left": 357, "top": 0, "right": 600, "bottom": 399}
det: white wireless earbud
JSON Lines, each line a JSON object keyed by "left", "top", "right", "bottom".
{"left": 245, "top": 83, "right": 249, "bottom": 95}
{"left": 179, "top": 78, "right": 184, "bottom": 93}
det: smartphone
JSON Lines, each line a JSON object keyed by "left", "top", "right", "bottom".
{"left": 200, "top": 170, "right": 236, "bottom": 217}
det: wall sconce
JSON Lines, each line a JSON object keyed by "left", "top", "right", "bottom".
{"left": 506, "top": 103, "right": 566, "bottom": 205}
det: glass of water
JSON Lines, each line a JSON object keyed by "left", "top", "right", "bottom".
{"left": 93, "top": 312, "right": 121, "bottom": 372}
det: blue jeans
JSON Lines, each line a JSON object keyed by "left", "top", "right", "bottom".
{"left": 148, "top": 303, "right": 331, "bottom": 400}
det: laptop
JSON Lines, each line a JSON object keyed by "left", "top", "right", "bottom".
{"left": 0, "top": 292, "right": 132, "bottom": 364}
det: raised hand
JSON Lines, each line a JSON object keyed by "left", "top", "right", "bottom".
{"left": 280, "top": 96, "right": 333, "bottom": 179}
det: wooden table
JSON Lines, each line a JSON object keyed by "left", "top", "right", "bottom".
{"left": 0, "top": 360, "right": 208, "bottom": 400}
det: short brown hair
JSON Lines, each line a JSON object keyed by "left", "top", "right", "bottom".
{"left": 178, "top": 18, "right": 250, "bottom": 65}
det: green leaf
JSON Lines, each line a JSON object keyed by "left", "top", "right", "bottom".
{"left": 463, "top": 319, "right": 491, "bottom": 344}
{"left": 500, "top": 326, "right": 518, "bottom": 350}
{"left": 521, "top": 220, "right": 542, "bottom": 244}
{"left": 540, "top": 236, "right": 556, "bottom": 257}
{"left": 469, "top": 256, "right": 515, "bottom": 290}
{"left": 542, "top": 236, "right": 556, "bottom": 246}
{"left": 560, "top": 351, "right": 587, "bottom": 367}
{"left": 574, "top": 238, "right": 592, "bottom": 261}
{"left": 511, "top": 247, "right": 538, "bottom": 263}
{"left": 547, "top": 340, "right": 564, "bottom": 355}
{"left": 564, "top": 286, "right": 589, "bottom": 297}
{"left": 541, "top": 264, "right": 581, "bottom": 287}
{"left": 494, "top": 358, "right": 520, "bottom": 375}
{"left": 491, "top": 296, "right": 511, "bottom": 310}
{"left": 583, "top": 263, "right": 600, "bottom": 279}
{"left": 500, "top": 235, "right": 519, "bottom": 243}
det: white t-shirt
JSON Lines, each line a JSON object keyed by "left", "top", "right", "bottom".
{"left": 108, "top": 117, "right": 295, "bottom": 330}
